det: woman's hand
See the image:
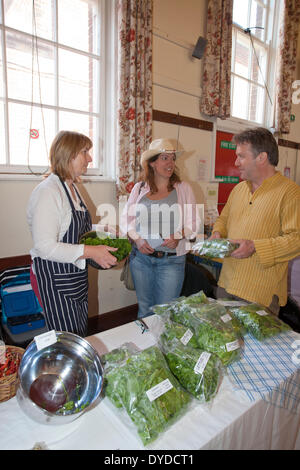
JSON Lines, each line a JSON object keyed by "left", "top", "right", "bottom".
{"left": 161, "top": 234, "right": 180, "bottom": 250}
{"left": 83, "top": 245, "right": 118, "bottom": 269}
{"left": 135, "top": 238, "right": 154, "bottom": 254}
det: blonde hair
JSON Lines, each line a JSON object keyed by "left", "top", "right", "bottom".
{"left": 49, "top": 130, "right": 93, "bottom": 181}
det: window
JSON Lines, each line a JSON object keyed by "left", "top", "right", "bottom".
{"left": 0, "top": 0, "right": 116, "bottom": 177}
{"left": 231, "top": 0, "right": 282, "bottom": 126}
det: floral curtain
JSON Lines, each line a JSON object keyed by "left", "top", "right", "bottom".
{"left": 200, "top": 0, "right": 233, "bottom": 119}
{"left": 274, "top": 0, "right": 300, "bottom": 134}
{"left": 116, "top": 0, "right": 153, "bottom": 199}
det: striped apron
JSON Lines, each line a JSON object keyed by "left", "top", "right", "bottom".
{"left": 33, "top": 179, "right": 92, "bottom": 337}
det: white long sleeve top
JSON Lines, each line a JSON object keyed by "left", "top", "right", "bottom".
{"left": 27, "top": 173, "right": 86, "bottom": 270}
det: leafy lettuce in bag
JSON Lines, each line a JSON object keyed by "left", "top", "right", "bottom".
{"left": 228, "top": 303, "right": 291, "bottom": 341}
{"left": 169, "top": 301, "right": 242, "bottom": 366}
{"left": 102, "top": 344, "right": 190, "bottom": 446}
{"left": 160, "top": 333, "right": 222, "bottom": 402}
{"left": 192, "top": 238, "right": 239, "bottom": 258}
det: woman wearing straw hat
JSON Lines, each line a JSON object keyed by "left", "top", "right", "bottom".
{"left": 121, "top": 138, "right": 200, "bottom": 318}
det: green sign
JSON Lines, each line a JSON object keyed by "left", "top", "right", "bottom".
{"left": 290, "top": 114, "right": 295, "bottom": 122}
{"left": 215, "top": 175, "right": 239, "bottom": 183}
{"left": 220, "top": 140, "right": 236, "bottom": 150}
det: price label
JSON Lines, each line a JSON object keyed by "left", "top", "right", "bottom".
{"left": 34, "top": 330, "right": 57, "bottom": 351}
{"left": 180, "top": 328, "right": 194, "bottom": 345}
{"left": 256, "top": 310, "right": 269, "bottom": 316}
{"left": 226, "top": 339, "right": 240, "bottom": 352}
{"left": 194, "top": 352, "right": 211, "bottom": 375}
{"left": 146, "top": 379, "right": 173, "bottom": 402}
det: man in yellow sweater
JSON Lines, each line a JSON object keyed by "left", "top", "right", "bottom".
{"left": 212, "top": 127, "right": 300, "bottom": 315}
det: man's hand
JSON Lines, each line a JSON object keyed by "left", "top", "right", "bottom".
{"left": 230, "top": 239, "right": 255, "bottom": 259}
{"left": 209, "top": 231, "right": 221, "bottom": 240}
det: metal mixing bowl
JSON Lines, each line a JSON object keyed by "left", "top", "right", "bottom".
{"left": 16, "top": 331, "right": 104, "bottom": 425}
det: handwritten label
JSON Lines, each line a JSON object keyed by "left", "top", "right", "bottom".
{"left": 180, "top": 328, "right": 194, "bottom": 345}
{"left": 146, "top": 379, "right": 173, "bottom": 402}
{"left": 226, "top": 339, "right": 240, "bottom": 352}
{"left": 256, "top": 310, "right": 269, "bottom": 316}
{"left": 34, "top": 330, "right": 57, "bottom": 351}
{"left": 221, "top": 313, "right": 232, "bottom": 323}
{"left": 194, "top": 352, "right": 211, "bottom": 375}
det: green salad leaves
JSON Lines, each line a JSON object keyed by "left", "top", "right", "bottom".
{"left": 153, "top": 294, "right": 242, "bottom": 366}
{"left": 228, "top": 303, "right": 291, "bottom": 340}
{"left": 102, "top": 345, "right": 190, "bottom": 446}
{"left": 79, "top": 231, "right": 132, "bottom": 262}
{"left": 192, "top": 238, "right": 239, "bottom": 258}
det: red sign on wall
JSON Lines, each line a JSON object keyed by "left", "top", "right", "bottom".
{"left": 215, "top": 131, "right": 240, "bottom": 214}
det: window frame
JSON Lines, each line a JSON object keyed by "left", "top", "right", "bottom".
{"left": 0, "top": 0, "right": 116, "bottom": 180}
{"left": 228, "top": 0, "right": 282, "bottom": 132}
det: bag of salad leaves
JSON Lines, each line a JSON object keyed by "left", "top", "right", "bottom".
{"left": 228, "top": 303, "right": 291, "bottom": 341}
{"left": 168, "top": 300, "right": 242, "bottom": 366}
{"left": 150, "top": 291, "right": 209, "bottom": 318}
{"left": 192, "top": 238, "right": 239, "bottom": 258}
{"left": 209, "top": 298, "right": 247, "bottom": 337}
{"left": 160, "top": 332, "right": 222, "bottom": 402}
{"left": 102, "top": 344, "right": 191, "bottom": 446}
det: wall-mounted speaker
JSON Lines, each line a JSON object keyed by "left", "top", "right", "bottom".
{"left": 192, "top": 36, "right": 207, "bottom": 59}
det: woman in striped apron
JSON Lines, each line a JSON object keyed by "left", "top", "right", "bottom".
{"left": 27, "top": 131, "right": 117, "bottom": 337}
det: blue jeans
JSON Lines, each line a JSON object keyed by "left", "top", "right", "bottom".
{"left": 130, "top": 247, "right": 186, "bottom": 318}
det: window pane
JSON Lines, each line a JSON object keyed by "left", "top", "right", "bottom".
{"left": 9, "top": 102, "right": 54, "bottom": 166}
{"left": 250, "top": 42, "right": 267, "bottom": 85}
{"left": 0, "top": 102, "right": 6, "bottom": 164}
{"left": 233, "top": 31, "right": 250, "bottom": 79}
{"left": 4, "top": 0, "right": 54, "bottom": 41}
{"left": 231, "top": 76, "right": 249, "bottom": 120}
{"left": 233, "top": 0, "right": 249, "bottom": 28}
{"left": 0, "top": 31, "right": 3, "bottom": 97}
{"left": 59, "top": 111, "right": 98, "bottom": 168}
{"left": 59, "top": 49, "right": 98, "bottom": 113}
{"left": 58, "top": 0, "right": 100, "bottom": 54}
{"left": 248, "top": 83, "right": 264, "bottom": 123}
{"left": 250, "top": 1, "right": 266, "bottom": 41}
{"left": 6, "top": 31, "right": 55, "bottom": 105}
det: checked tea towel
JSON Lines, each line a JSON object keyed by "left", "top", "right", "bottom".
{"left": 227, "top": 330, "right": 300, "bottom": 413}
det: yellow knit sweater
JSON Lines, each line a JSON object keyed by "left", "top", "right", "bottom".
{"left": 213, "top": 172, "right": 300, "bottom": 307}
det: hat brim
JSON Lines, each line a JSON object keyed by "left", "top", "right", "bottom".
{"left": 141, "top": 149, "right": 183, "bottom": 166}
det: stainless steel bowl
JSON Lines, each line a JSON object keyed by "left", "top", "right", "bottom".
{"left": 16, "top": 331, "right": 104, "bottom": 425}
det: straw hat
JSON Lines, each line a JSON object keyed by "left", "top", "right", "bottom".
{"left": 141, "top": 138, "right": 183, "bottom": 166}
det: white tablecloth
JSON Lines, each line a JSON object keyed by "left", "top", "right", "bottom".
{"left": 1, "top": 316, "right": 300, "bottom": 450}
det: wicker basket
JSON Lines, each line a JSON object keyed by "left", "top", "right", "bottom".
{"left": 0, "top": 346, "right": 24, "bottom": 403}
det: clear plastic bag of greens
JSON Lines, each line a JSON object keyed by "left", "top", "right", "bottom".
{"left": 168, "top": 300, "right": 243, "bottom": 366}
{"left": 208, "top": 298, "right": 247, "bottom": 337}
{"left": 192, "top": 238, "right": 239, "bottom": 258}
{"left": 228, "top": 303, "right": 291, "bottom": 341}
{"left": 160, "top": 334, "right": 222, "bottom": 403}
{"left": 102, "top": 344, "right": 191, "bottom": 446}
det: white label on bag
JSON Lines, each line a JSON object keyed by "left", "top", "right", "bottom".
{"left": 146, "top": 379, "right": 173, "bottom": 402}
{"left": 180, "top": 328, "right": 193, "bottom": 345}
{"left": 256, "top": 310, "right": 269, "bottom": 316}
{"left": 34, "top": 330, "right": 57, "bottom": 351}
{"left": 221, "top": 313, "right": 232, "bottom": 323}
{"left": 217, "top": 300, "right": 248, "bottom": 307}
{"left": 194, "top": 352, "right": 211, "bottom": 375}
{"left": 226, "top": 339, "right": 240, "bottom": 352}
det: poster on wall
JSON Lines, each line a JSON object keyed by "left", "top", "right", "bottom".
{"left": 215, "top": 131, "right": 240, "bottom": 214}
